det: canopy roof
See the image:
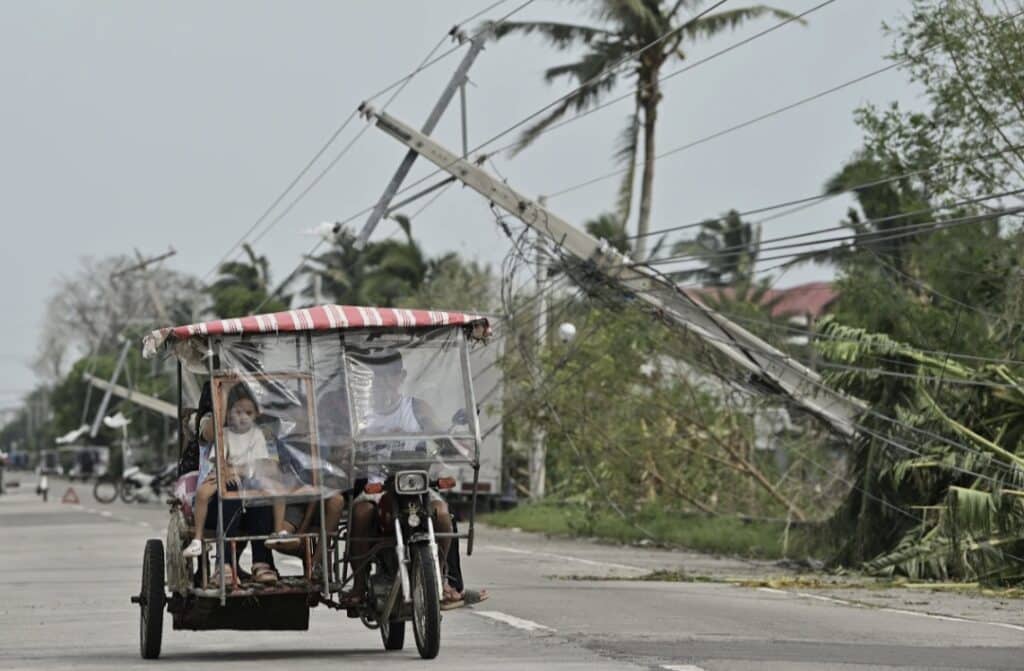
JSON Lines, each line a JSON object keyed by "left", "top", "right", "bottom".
{"left": 143, "top": 305, "right": 489, "bottom": 358}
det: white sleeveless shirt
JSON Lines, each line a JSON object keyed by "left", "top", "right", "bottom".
{"left": 363, "top": 397, "right": 424, "bottom": 482}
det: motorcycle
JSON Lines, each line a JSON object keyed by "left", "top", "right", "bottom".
{"left": 357, "top": 464, "right": 452, "bottom": 659}
{"left": 120, "top": 463, "right": 177, "bottom": 503}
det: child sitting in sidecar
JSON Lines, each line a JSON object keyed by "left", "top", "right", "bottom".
{"left": 182, "top": 383, "right": 288, "bottom": 584}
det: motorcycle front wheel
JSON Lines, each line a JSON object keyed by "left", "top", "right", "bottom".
{"left": 410, "top": 544, "right": 441, "bottom": 659}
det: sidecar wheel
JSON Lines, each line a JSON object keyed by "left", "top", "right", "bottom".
{"left": 139, "top": 539, "right": 165, "bottom": 659}
{"left": 380, "top": 617, "right": 406, "bottom": 651}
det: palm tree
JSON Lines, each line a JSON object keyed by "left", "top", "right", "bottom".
{"left": 302, "top": 216, "right": 428, "bottom": 307}
{"left": 785, "top": 153, "right": 932, "bottom": 274}
{"left": 491, "top": 0, "right": 797, "bottom": 257}
{"left": 670, "top": 209, "right": 761, "bottom": 286}
{"left": 585, "top": 211, "right": 632, "bottom": 254}
{"left": 301, "top": 229, "right": 368, "bottom": 305}
{"left": 206, "top": 243, "right": 289, "bottom": 317}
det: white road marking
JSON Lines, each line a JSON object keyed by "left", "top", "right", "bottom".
{"left": 483, "top": 544, "right": 647, "bottom": 573}
{"left": 797, "top": 592, "right": 852, "bottom": 605}
{"left": 138, "top": 522, "right": 151, "bottom": 528}
{"left": 985, "top": 621, "right": 1024, "bottom": 632}
{"left": 99, "top": 511, "right": 113, "bottom": 518}
{"left": 475, "top": 610, "right": 555, "bottom": 633}
{"left": 662, "top": 665, "right": 707, "bottom": 671}
{"left": 761, "top": 587, "right": 1023, "bottom": 631}
{"left": 880, "top": 607, "right": 967, "bottom": 622}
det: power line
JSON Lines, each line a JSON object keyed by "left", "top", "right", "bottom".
{"left": 664, "top": 207, "right": 1024, "bottom": 271}
{"left": 543, "top": 7, "right": 1024, "bottom": 202}
{"left": 219, "top": 32, "right": 454, "bottom": 272}
{"left": 624, "top": 144, "right": 1024, "bottom": 242}
{"left": 205, "top": 0, "right": 536, "bottom": 282}
{"left": 491, "top": 234, "right": 1024, "bottom": 530}
{"left": 201, "top": 109, "right": 361, "bottom": 283}
{"left": 307, "top": 5, "right": 1024, "bottom": 270}
{"left": 643, "top": 186, "right": 1019, "bottom": 268}
{"left": 545, "top": 61, "right": 902, "bottom": 201}
{"left": 360, "top": 0, "right": 531, "bottom": 104}
{"left": 581, "top": 264, "right": 1024, "bottom": 484}
{"left": 249, "top": 2, "right": 736, "bottom": 310}
{"left": 716, "top": 310, "right": 1024, "bottom": 367}
{"left": 483, "top": 0, "right": 842, "bottom": 159}
{"left": 465, "top": 0, "right": 731, "bottom": 162}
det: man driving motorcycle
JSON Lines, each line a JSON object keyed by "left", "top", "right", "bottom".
{"left": 342, "top": 349, "right": 456, "bottom": 607}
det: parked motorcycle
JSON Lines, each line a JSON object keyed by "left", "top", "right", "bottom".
{"left": 119, "top": 463, "right": 177, "bottom": 503}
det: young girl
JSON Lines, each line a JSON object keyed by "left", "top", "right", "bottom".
{"left": 183, "top": 384, "right": 282, "bottom": 583}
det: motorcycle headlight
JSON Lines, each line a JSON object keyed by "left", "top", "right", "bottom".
{"left": 395, "top": 470, "right": 428, "bottom": 494}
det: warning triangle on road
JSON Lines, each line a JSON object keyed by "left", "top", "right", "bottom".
{"left": 61, "top": 487, "right": 80, "bottom": 504}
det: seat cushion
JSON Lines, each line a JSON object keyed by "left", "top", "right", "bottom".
{"left": 174, "top": 470, "right": 199, "bottom": 519}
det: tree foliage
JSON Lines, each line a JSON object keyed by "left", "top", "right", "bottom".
{"left": 854, "top": 0, "right": 1024, "bottom": 204}
{"left": 810, "top": 1, "right": 1024, "bottom": 578}
{"left": 817, "top": 318, "right": 1024, "bottom": 581}
{"left": 34, "top": 255, "right": 199, "bottom": 382}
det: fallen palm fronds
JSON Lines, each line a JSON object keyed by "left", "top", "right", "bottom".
{"left": 817, "top": 319, "right": 1024, "bottom": 583}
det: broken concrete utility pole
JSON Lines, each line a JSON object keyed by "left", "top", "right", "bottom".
{"left": 361, "top": 107, "right": 865, "bottom": 437}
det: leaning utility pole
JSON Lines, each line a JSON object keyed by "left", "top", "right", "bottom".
{"left": 356, "top": 29, "right": 486, "bottom": 247}
{"left": 361, "top": 107, "right": 865, "bottom": 437}
{"left": 89, "top": 338, "right": 132, "bottom": 439}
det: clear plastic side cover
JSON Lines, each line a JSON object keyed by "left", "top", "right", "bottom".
{"left": 344, "top": 327, "right": 478, "bottom": 483}
{"left": 210, "top": 333, "right": 339, "bottom": 503}
{"left": 206, "top": 328, "right": 480, "bottom": 502}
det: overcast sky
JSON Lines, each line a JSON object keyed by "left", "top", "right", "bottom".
{"left": 0, "top": 0, "right": 919, "bottom": 403}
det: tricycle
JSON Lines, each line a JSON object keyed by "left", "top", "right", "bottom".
{"left": 137, "top": 304, "right": 490, "bottom": 659}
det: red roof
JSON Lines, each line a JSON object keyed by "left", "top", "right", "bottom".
{"left": 143, "top": 305, "right": 488, "bottom": 356}
{"left": 692, "top": 282, "right": 839, "bottom": 319}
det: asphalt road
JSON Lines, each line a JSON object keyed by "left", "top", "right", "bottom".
{"left": 1, "top": 476, "right": 1022, "bottom": 670}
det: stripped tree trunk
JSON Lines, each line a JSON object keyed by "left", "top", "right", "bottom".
{"left": 634, "top": 62, "right": 662, "bottom": 260}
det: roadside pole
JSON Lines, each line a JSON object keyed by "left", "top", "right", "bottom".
{"left": 111, "top": 247, "right": 187, "bottom": 463}
{"left": 529, "top": 198, "right": 548, "bottom": 501}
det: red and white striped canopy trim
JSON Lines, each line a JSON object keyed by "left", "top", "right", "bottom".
{"left": 143, "top": 305, "right": 489, "bottom": 356}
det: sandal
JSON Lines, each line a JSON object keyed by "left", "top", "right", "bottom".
{"left": 463, "top": 588, "right": 489, "bottom": 605}
{"left": 440, "top": 583, "right": 465, "bottom": 611}
{"left": 440, "top": 596, "right": 465, "bottom": 611}
{"left": 252, "top": 562, "right": 279, "bottom": 585}
{"left": 209, "top": 564, "right": 235, "bottom": 588}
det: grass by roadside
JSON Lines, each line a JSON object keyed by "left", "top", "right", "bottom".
{"left": 481, "top": 502, "right": 820, "bottom": 560}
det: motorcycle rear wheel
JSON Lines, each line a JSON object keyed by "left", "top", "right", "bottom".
{"left": 93, "top": 477, "right": 120, "bottom": 504}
